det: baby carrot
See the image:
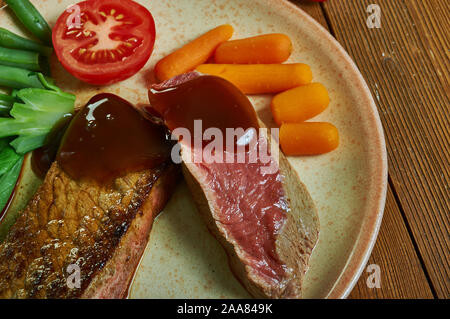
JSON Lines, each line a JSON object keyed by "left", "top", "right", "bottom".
{"left": 214, "top": 33, "right": 292, "bottom": 64}
{"left": 271, "top": 83, "right": 330, "bottom": 125}
{"left": 280, "top": 122, "right": 339, "bottom": 155}
{"left": 196, "top": 63, "right": 312, "bottom": 94}
{"left": 155, "top": 24, "right": 234, "bottom": 81}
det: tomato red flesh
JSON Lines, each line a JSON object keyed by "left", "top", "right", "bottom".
{"left": 53, "top": 0, "right": 155, "bottom": 85}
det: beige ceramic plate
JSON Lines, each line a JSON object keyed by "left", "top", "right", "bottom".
{"left": 0, "top": 0, "right": 387, "bottom": 298}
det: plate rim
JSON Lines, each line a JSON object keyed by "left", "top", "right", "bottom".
{"left": 0, "top": 0, "right": 388, "bottom": 299}
{"left": 264, "top": 0, "right": 388, "bottom": 299}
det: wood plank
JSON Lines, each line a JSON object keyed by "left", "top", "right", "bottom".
{"left": 289, "top": 0, "right": 436, "bottom": 299}
{"left": 322, "top": 0, "right": 449, "bottom": 298}
{"left": 290, "top": 0, "right": 329, "bottom": 28}
{"left": 349, "top": 187, "right": 434, "bottom": 299}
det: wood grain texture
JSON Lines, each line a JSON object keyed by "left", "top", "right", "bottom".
{"left": 289, "top": 0, "right": 440, "bottom": 299}
{"left": 348, "top": 187, "right": 434, "bottom": 299}
{"left": 321, "top": 0, "right": 449, "bottom": 298}
{"left": 290, "top": 0, "right": 329, "bottom": 28}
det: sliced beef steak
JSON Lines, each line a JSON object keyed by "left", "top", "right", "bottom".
{"left": 148, "top": 73, "right": 320, "bottom": 298}
{"left": 0, "top": 161, "right": 178, "bottom": 298}
{"left": 182, "top": 139, "right": 319, "bottom": 298}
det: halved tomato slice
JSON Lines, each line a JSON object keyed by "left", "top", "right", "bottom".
{"left": 52, "top": 0, "right": 156, "bottom": 85}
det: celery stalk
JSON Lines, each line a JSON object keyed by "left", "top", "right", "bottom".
{"left": 0, "top": 85, "right": 75, "bottom": 154}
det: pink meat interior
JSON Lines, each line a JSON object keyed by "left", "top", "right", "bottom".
{"left": 197, "top": 155, "right": 289, "bottom": 283}
{"left": 149, "top": 73, "right": 289, "bottom": 283}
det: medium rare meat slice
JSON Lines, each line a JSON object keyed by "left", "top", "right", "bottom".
{"left": 0, "top": 161, "right": 178, "bottom": 298}
{"left": 148, "top": 73, "right": 320, "bottom": 298}
{"left": 183, "top": 147, "right": 318, "bottom": 298}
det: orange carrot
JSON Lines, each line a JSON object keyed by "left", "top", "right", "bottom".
{"left": 196, "top": 63, "right": 312, "bottom": 94}
{"left": 271, "top": 83, "right": 330, "bottom": 125}
{"left": 155, "top": 24, "right": 234, "bottom": 81}
{"left": 280, "top": 122, "right": 339, "bottom": 155}
{"left": 214, "top": 33, "right": 292, "bottom": 64}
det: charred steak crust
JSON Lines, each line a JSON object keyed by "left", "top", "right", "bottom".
{"left": 0, "top": 161, "right": 179, "bottom": 299}
{"left": 82, "top": 163, "right": 179, "bottom": 298}
{"left": 182, "top": 150, "right": 319, "bottom": 299}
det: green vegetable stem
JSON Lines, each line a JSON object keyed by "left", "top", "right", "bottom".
{"left": 0, "top": 93, "right": 15, "bottom": 116}
{"left": 4, "top": 0, "right": 52, "bottom": 45}
{"left": 0, "top": 75, "right": 75, "bottom": 154}
{"left": 0, "top": 28, "right": 53, "bottom": 57}
{"left": 0, "top": 65, "right": 48, "bottom": 89}
{"left": 0, "top": 46, "right": 42, "bottom": 71}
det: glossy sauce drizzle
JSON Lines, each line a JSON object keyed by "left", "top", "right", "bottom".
{"left": 148, "top": 75, "right": 259, "bottom": 148}
{"left": 57, "top": 93, "right": 173, "bottom": 184}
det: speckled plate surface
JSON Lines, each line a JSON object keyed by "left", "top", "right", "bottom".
{"left": 0, "top": 0, "right": 387, "bottom": 298}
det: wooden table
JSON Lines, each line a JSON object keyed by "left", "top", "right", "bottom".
{"left": 0, "top": 0, "right": 447, "bottom": 300}
{"left": 288, "top": 0, "right": 449, "bottom": 299}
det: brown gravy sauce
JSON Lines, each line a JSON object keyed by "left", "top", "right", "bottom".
{"left": 148, "top": 75, "right": 259, "bottom": 148}
{"left": 55, "top": 93, "right": 173, "bottom": 184}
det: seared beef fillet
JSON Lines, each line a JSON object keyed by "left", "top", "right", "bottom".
{"left": 182, "top": 141, "right": 319, "bottom": 298}
{"left": 149, "top": 74, "right": 320, "bottom": 298}
{"left": 0, "top": 161, "right": 178, "bottom": 298}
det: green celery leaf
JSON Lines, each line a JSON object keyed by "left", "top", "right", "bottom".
{"left": 0, "top": 104, "right": 11, "bottom": 117}
{"left": 0, "top": 141, "right": 21, "bottom": 176}
{"left": 0, "top": 94, "right": 15, "bottom": 117}
{"left": 0, "top": 138, "right": 8, "bottom": 153}
{"left": 0, "top": 87, "right": 75, "bottom": 154}
{"left": 9, "top": 134, "right": 47, "bottom": 154}
{"left": 0, "top": 155, "right": 23, "bottom": 213}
